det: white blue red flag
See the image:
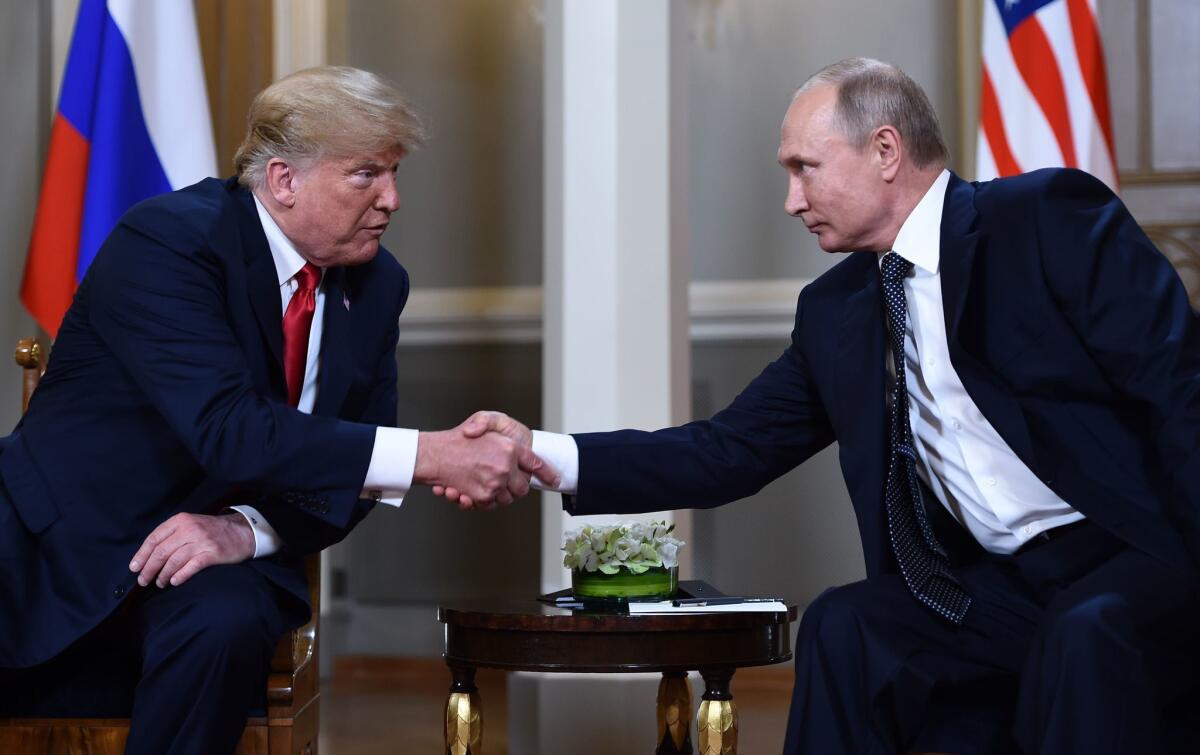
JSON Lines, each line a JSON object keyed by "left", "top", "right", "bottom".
{"left": 21, "top": 0, "right": 217, "bottom": 337}
{"left": 976, "top": 0, "right": 1118, "bottom": 192}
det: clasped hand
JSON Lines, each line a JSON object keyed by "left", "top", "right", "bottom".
{"left": 418, "top": 411, "right": 555, "bottom": 510}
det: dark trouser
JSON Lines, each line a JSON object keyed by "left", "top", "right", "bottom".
{"left": 783, "top": 510, "right": 1200, "bottom": 755}
{"left": 0, "top": 563, "right": 306, "bottom": 755}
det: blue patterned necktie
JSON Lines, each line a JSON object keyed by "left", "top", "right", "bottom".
{"left": 880, "top": 252, "right": 971, "bottom": 624}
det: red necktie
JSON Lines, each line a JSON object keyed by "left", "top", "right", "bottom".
{"left": 282, "top": 262, "right": 321, "bottom": 406}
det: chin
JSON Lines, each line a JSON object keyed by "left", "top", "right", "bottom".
{"left": 350, "top": 242, "right": 381, "bottom": 266}
{"left": 815, "top": 236, "right": 851, "bottom": 254}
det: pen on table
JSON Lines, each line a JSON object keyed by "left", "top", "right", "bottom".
{"left": 672, "top": 597, "right": 744, "bottom": 607}
{"left": 671, "top": 597, "right": 782, "bottom": 607}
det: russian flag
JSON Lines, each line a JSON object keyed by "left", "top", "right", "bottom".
{"left": 21, "top": 0, "right": 217, "bottom": 338}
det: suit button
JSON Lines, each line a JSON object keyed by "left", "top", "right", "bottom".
{"left": 113, "top": 585, "right": 126, "bottom": 599}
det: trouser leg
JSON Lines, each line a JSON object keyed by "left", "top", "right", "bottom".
{"left": 1013, "top": 544, "right": 1200, "bottom": 755}
{"left": 124, "top": 563, "right": 304, "bottom": 755}
{"left": 0, "top": 608, "right": 140, "bottom": 717}
{"left": 783, "top": 570, "right": 1030, "bottom": 755}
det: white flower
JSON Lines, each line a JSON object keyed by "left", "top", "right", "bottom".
{"left": 590, "top": 531, "right": 607, "bottom": 553}
{"left": 629, "top": 522, "right": 651, "bottom": 542}
{"left": 581, "top": 549, "right": 599, "bottom": 572}
{"left": 658, "top": 541, "right": 680, "bottom": 568}
{"left": 612, "top": 536, "right": 637, "bottom": 561}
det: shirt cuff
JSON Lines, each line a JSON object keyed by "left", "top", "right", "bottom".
{"left": 532, "top": 430, "right": 579, "bottom": 494}
{"left": 228, "top": 504, "right": 283, "bottom": 559}
{"left": 362, "top": 426, "right": 418, "bottom": 508}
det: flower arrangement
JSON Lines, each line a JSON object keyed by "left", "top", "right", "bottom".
{"left": 562, "top": 520, "right": 684, "bottom": 575}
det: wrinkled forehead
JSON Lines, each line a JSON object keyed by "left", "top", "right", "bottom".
{"left": 304, "top": 146, "right": 407, "bottom": 173}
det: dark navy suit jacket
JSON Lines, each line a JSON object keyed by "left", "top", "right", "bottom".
{"left": 0, "top": 178, "right": 408, "bottom": 667}
{"left": 568, "top": 169, "right": 1200, "bottom": 584}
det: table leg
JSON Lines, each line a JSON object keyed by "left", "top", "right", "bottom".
{"left": 656, "top": 670, "right": 693, "bottom": 754}
{"left": 445, "top": 664, "right": 482, "bottom": 755}
{"left": 696, "top": 668, "right": 737, "bottom": 755}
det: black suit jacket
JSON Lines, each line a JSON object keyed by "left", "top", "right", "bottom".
{"left": 567, "top": 169, "right": 1200, "bottom": 583}
{"left": 0, "top": 178, "right": 408, "bottom": 667}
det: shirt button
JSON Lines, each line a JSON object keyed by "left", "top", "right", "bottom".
{"left": 985, "top": 477, "right": 997, "bottom": 487}
{"left": 1023, "top": 525, "right": 1033, "bottom": 535}
{"left": 926, "top": 357, "right": 936, "bottom": 367}
{"left": 952, "top": 420, "right": 962, "bottom": 431}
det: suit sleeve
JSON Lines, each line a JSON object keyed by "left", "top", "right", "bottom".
{"left": 248, "top": 273, "right": 408, "bottom": 557}
{"left": 568, "top": 289, "right": 835, "bottom": 515}
{"left": 87, "top": 215, "right": 377, "bottom": 530}
{"left": 1036, "top": 169, "right": 1200, "bottom": 523}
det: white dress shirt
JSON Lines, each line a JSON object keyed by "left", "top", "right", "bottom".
{"left": 534, "top": 170, "right": 1083, "bottom": 555}
{"left": 884, "top": 169, "right": 1082, "bottom": 553}
{"left": 229, "top": 197, "right": 418, "bottom": 557}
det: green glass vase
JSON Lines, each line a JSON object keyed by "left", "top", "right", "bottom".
{"left": 572, "top": 565, "right": 678, "bottom": 601}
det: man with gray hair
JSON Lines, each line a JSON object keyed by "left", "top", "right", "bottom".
{"left": 0, "top": 66, "right": 550, "bottom": 754}
{"left": 477, "top": 56, "right": 1200, "bottom": 752}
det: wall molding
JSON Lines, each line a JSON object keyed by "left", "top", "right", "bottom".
{"left": 397, "top": 278, "right": 807, "bottom": 347}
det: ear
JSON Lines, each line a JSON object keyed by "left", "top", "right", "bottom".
{"left": 264, "top": 158, "right": 299, "bottom": 208}
{"left": 872, "top": 125, "right": 902, "bottom": 182}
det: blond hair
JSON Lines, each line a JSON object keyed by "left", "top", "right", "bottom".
{"left": 234, "top": 66, "right": 426, "bottom": 188}
{"left": 796, "top": 58, "right": 948, "bottom": 169}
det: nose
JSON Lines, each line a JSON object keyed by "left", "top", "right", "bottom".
{"left": 784, "top": 175, "right": 809, "bottom": 217}
{"left": 377, "top": 180, "right": 400, "bottom": 213}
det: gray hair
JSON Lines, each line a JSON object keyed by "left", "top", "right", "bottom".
{"left": 796, "top": 58, "right": 948, "bottom": 168}
{"left": 235, "top": 66, "right": 427, "bottom": 188}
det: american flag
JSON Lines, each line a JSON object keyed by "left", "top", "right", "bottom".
{"left": 976, "top": 0, "right": 1118, "bottom": 191}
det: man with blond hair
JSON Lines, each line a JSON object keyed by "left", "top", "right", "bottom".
{"left": 0, "top": 66, "right": 549, "bottom": 754}
{"left": 470, "top": 57, "right": 1200, "bottom": 752}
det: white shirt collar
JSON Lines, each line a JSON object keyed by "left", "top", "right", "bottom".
{"left": 251, "top": 193, "right": 319, "bottom": 286}
{"left": 884, "top": 168, "right": 951, "bottom": 276}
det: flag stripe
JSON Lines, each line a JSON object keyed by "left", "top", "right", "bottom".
{"left": 981, "top": 0, "right": 1064, "bottom": 172}
{"left": 1008, "top": 16, "right": 1078, "bottom": 167}
{"left": 976, "top": 129, "right": 1000, "bottom": 183}
{"left": 56, "top": 0, "right": 107, "bottom": 139}
{"left": 1035, "top": 0, "right": 1117, "bottom": 188}
{"left": 1066, "top": 0, "right": 1118, "bottom": 167}
{"left": 108, "top": 0, "right": 217, "bottom": 190}
{"left": 980, "top": 67, "right": 1023, "bottom": 177}
{"left": 77, "top": 10, "right": 172, "bottom": 277}
{"left": 20, "top": 115, "right": 89, "bottom": 334}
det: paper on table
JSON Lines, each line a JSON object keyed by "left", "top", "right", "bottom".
{"left": 628, "top": 600, "right": 788, "bottom": 614}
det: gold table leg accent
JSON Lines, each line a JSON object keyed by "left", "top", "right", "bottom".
{"left": 445, "top": 665, "right": 482, "bottom": 755}
{"left": 697, "top": 668, "right": 737, "bottom": 755}
{"left": 656, "top": 671, "right": 694, "bottom": 754}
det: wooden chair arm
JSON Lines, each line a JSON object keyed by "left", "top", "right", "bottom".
{"left": 15, "top": 338, "right": 46, "bottom": 413}
{"left": 267, "top": 553, "right": 321, "bottom": 713}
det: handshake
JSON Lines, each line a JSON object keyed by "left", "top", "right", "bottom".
{"left": 414, "top": 410, "right": 556, "bottom": 510}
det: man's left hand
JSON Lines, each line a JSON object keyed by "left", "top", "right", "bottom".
{"left": 128, "top": 512, "right": 256, "bottom": 588}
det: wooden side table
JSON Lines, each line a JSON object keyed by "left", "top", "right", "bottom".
{"left": 439, "top": 599, "right": 797, "bottom": 754}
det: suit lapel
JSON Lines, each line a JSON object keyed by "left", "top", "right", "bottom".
{"left": 939, "top": 173, "right": 1040, "bottom": 474}
{"left": 232, "top": 184, "right": 285, "bottom": 374}
{"left": 313, "top": 267, "right": 352, "bottom": 417}
{"left": 938, "top": 175, "right": 979, "bottom": 340}
{"left": 834, "top": 257, "right": 888, "bottom": 504}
